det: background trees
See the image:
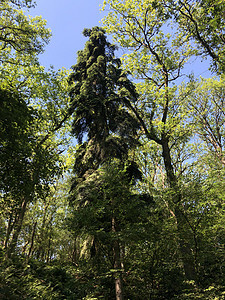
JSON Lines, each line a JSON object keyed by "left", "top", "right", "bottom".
{"left": 0, "top": 2, "right": 78, "bottom": 298}
{"left": 101, "top": 0, "right": 225, "bottom": 297}
{"left": 102, "top": 0, "right": 197, "bottom": 281}
{"left": 0, "top": 0, "right": 72, "bottom": 260}
{"left": 167, "top": 0, "right": 225, "bottom": 73}
{"left": 0, "top": 0, "right": 50, "bottom": 62}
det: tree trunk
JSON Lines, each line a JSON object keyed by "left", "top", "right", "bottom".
{"left": 28, "top": 221, "right": 37, "bottom": 259}
{"left": 112, "top": 216, "right": 124, "bottom": 300}
{"left": 7, "top": 198, "right": 27, "bottom": 257}
{"left": 115, "top": 276, "right": 124, "bottom": 300}
{"left": 47, "top": 237, "right": 51, "bottom": 263}
{"left": 162, "top": 139, "right": 197, "bottom": 281}
{"left": 4, "top": 213, "right": 14, "bottom": 250}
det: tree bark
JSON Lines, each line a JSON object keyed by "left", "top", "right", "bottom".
{"left": 162, "top": 139, "right": 197, "bottom": 281}
{"left": 27, "top": 221, "right": 37, "bottom": 259}
{"left": 7, "top": 198, "right": 27, "bottom": 257}
{"left": 4, "top": 213, "right": 14, "bottom": 250}
{"left": 112, "top": 216, "right": 124, "bottom": 300}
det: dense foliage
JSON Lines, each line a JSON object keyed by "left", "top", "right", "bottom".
{"left": 0, "top": 1, "right": 225, "bottom": 299}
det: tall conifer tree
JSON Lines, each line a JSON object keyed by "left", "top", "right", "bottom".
{"left": 68, "top": 27, "right": 141, "bottom": 300}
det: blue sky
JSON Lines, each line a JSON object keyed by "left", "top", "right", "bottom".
{"left": 29, "top": 0, "right": 104, "bottom": 70}
{"left": 29, "top": 0, "right": 211, "bottom": 78}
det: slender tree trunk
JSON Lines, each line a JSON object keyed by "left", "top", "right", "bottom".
{"left": 161, "top": 139, "right": 197, "bottom": 281}
{"left": 4, "top": 213, "right": 14, "bottom": 250}
{"left": 112, "top": 216, "right": 124, "bottom": 300}
{"left": 115, "top": 275, "right": 124, "bottom": 300}
{"left": 35, "top": 201, "right": 49, "bottom": 260}
{"left": 7, "top": 198, "right": 28, "bottom": 257}
{"left": 28, "top": 221, "right": 37, "bottom": 259}
{"left": 47, "top": 238, "right": 51, "bottom": 263}
{"left": 22, "top": 241, "right": 29, "bottom": 254}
